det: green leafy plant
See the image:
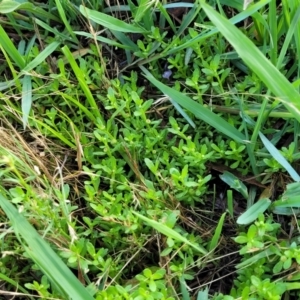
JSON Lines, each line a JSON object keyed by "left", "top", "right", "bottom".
{"left": 2, "top": 0, "right": 300, "bottom": 299}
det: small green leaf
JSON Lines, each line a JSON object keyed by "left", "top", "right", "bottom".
{"left": 144, "top": 158, "right": 155, "bottom": 173}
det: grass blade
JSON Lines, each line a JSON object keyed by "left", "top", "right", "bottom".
{"left": 21, "top": 75, "right": 32, "bottom": 129}
{"left": 23, "top": 41, "right": 60, "bottom": 73}
{"left": 237, "top": 198, "right": 271, "bottom": 225}
{"left": 0, "top": 273, "right": 34, "bottom": 300}
{"left": 0, "top": 1, "right": 60, "bottom": 21}
{"left": 209, "top": 212, "right": 226, "bottom": 252}
{"left": 0, "top": 25, "right": 25, "bottom": 69}
{"left": 180, "top": 276, "right": 191, "bottom": 300}
{"left": 79, "top": 5, "right": 147, "bottom": 33}
{"left": 272, "top": 182, "right": 300, "bottom": 215}
{"left": 0, "top": 194, "right": 94, "bottom": 300}
{"left": 169, "top": 98, "right": 196, "bottom": 128}
{"left": 74, "top": 31, "right": 135, "bottom": 50}
{"left": 197, "top": 287, "right": 209, "bottom": 300}
{"left": 259, "top": 132, "right": 300, "bottom": 181}
{"left": 61, "top": 45, "right": 103, "bottom": 124}
{"left": 55, "top": 0, "right": 78, "bottom": 42}
{"left": 141, "top": 67, "right": 246, "bottom": 143}
{"left": 0, "top": 0, "right": 21, "bottom": 13}
{"left": 133, "top": 211, "right": 207, "bottom": 255}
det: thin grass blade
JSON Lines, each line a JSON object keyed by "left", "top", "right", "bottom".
{"left": 209, "top": 212, "right": 226, "bottom": 252}
{"left": 21, "top": 75, "right": 32, "bottom": 129}
{"left": 79, "top": 5, "right": 147, "bottom": 33}
{"left": 31, "top": 117, "right": 76, "bottom": 148}
{"left": 169, "top": 98, "right": 196, "bottom": 128}
{"left": 134, "top": 0, "right": 151, "bottom": 23}
{"left": 55, "top": 0, "right": 78, "bottom": 42}
{"left": 259, "top": 132, "right": 300, "bottom": 181}
{"left": 141, "top": 67, "right": 246, "bottom": 143}
{"left": 61, "top": 45, "right": 102, "bottom": 124}
{"left": 35, "top": 18, "right": 72, "bottom": 41}
{"left": 0, "top": 273, "right": 34, "bottom": 300}
{"left": 133, "top": 211, "right": 207, "bottom": 254}
{"left": 74, "top": 31, "right": 135, "bottom": 50}
{"left": 23, "top": 41, "right": 60, "bottom": 73}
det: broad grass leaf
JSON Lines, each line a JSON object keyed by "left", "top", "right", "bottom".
{"left": 201, "top": 1, "right": 300, "bottom": 122}
{"left": 0, "top": 25, "right": 25, "bottom": 69}
{"left": 133, "top": 212, "right": 207, "bottom": 255}
{"left": 272, "top": 207, "right": 300, "bottom": 215}
{"left": 0, "top": 194, "right": 94, "bottom": 300}
{"left": 237, "top": 198, "right": 271, "bottom": 225}
{"left": 79, "top": 5, "right": 147, "bottom": 33}
{"left": 0, "top": 1, "right": 60, "bottom": 21}
{"left": 0, "top": 0, "right": 21, "bottom": 13}
{"left": 142, "top": 67, "right": 246, "bottom": 143}
{"left": 209, "top": 212, "right": 226, "bottom": 252}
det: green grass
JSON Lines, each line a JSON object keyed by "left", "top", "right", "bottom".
{"left": 0, "top": 0, "right": 300, "bottom": 299}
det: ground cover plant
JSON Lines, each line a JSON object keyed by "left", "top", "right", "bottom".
{"left": 1, "top": 0, "right": 300, "bottom": 299}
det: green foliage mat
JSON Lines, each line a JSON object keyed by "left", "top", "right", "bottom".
{"left": 0, "top": 0, "right": 300, "bottom": 299}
